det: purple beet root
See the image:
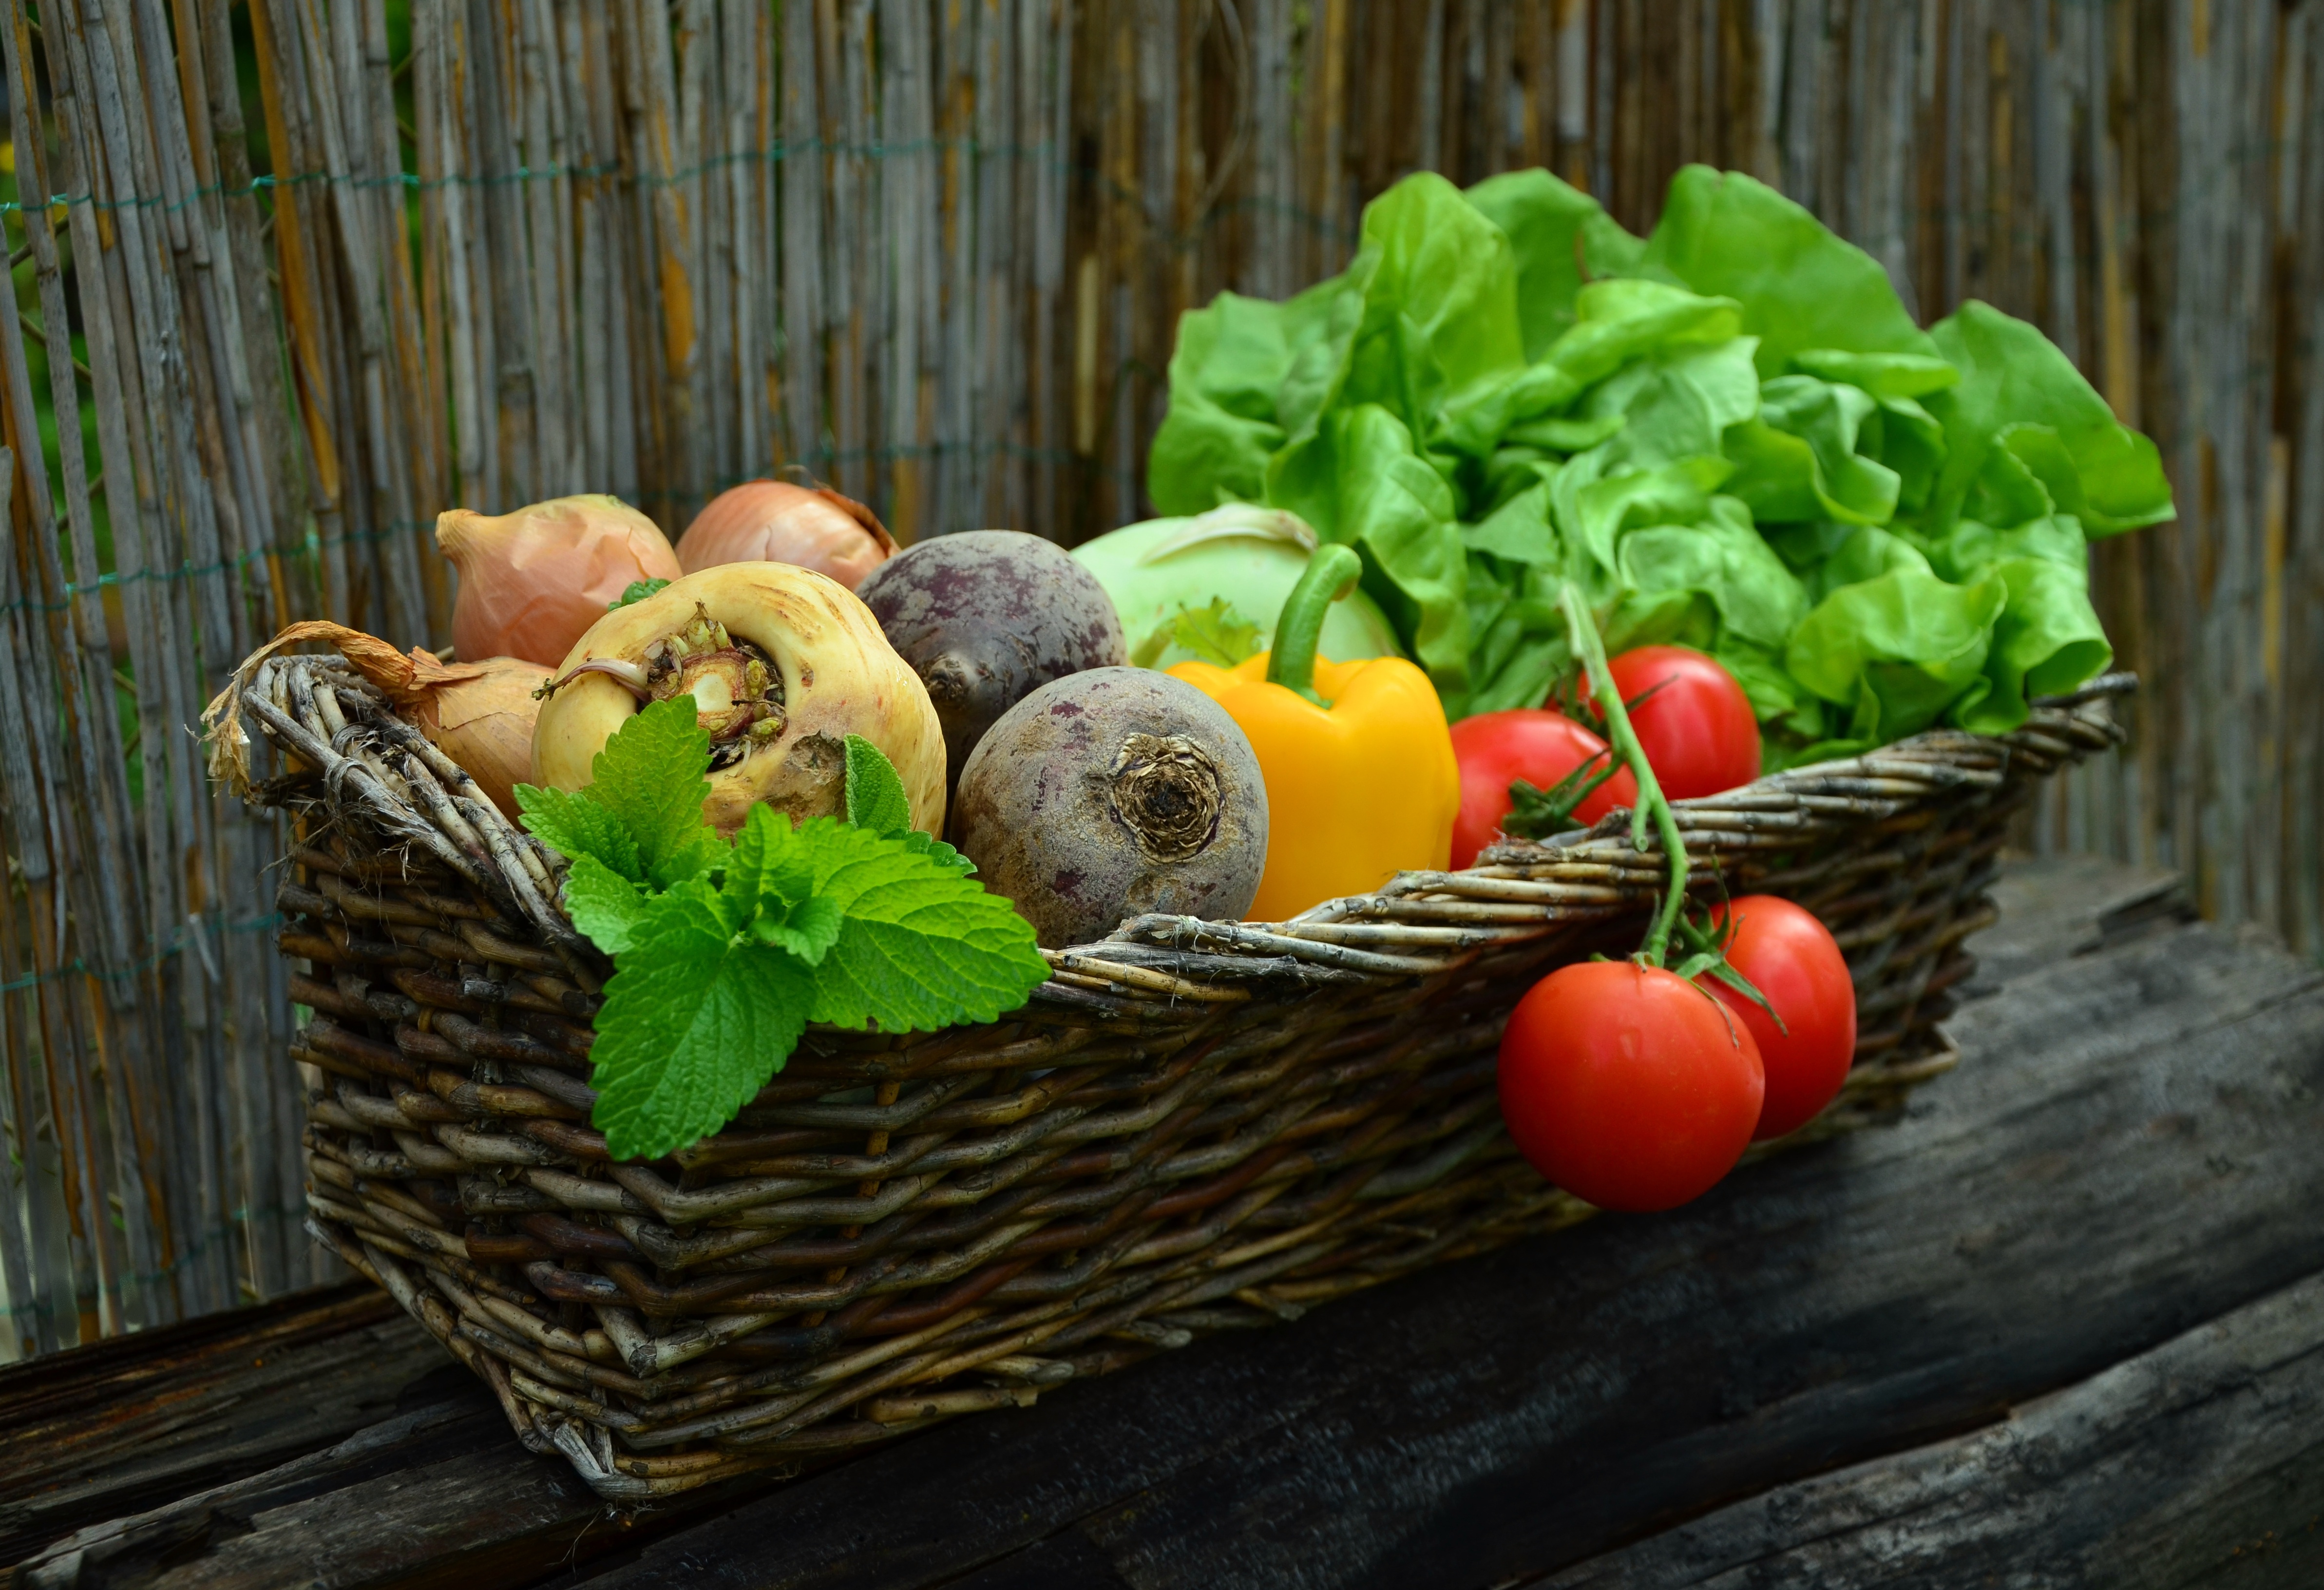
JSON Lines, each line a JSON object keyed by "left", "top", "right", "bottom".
{"left": 855, "top": 530, "right": 1125, "bottom": 795}
{"left": 952, "top": 667, "right": 1268, "bottom": 948}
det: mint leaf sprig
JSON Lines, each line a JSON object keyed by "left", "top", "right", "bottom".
{"left": 514, "top": 700, "right": 1047, "bottom": 1161}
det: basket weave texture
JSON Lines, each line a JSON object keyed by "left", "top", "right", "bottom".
{"left": 215, "top": 651, "right": 2127, "bottom": 1498}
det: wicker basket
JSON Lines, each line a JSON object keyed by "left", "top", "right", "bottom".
{"left": 212, "top": 649, "right": 2128, "bottom": 1499}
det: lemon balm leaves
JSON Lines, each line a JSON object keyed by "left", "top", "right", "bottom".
{"left": 515, "top": 783, "right": 641, "bottom": 879}
{"left": 842, "top": 732, "right": 914, "bottom": 837}
{"left": 791, "top": 819, "right": 1054, "bottom": 1032}
{"left": 753, "top": 894, "right": 845, "bottom": 965}
{"left": 533, "top": 706, "right": 1047, "bottom": 1160}
{"left": 582, "top": 697, "right": 727, "bottom": 886}
{"left": 561, "top": 853, "right": 653, "bottom": 953}
{"left": 585, "top": 881, "right": 819, "bottom": 1162}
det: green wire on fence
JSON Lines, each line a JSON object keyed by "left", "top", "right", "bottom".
{"left": 0, "top": 913, "right": 284, "bottom": 996}
{"left": 0, "top": 137, "right": 1362, "bottom": 250}
{"left": 2, "top": 1198, "right": 306, "bottom": 1324}
{"left": 0, "top": 439, "right": 1140, "bottom": 617}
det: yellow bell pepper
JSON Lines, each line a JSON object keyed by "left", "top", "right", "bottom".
{"left": 1169, "top": 545, "right": 1459, "bottom": 921}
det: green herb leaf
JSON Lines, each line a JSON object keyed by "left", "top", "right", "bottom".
{"left": 562, "top": 853, "right": 653, "bottom": 953}
{"left": 842, "top": 733, "right": 913, "bottom": 836}
{"left": 787, "top": 818, "right": 1048, "bottom": 1031}
{"left": 724, "top": 802, "right": 816, "bottom": 912}
{"left": 835, "top": 733, "right": 972, "bottom": 871}
{"left": 583, "top": 697, "right": 726, "bottom": 887}
{"left": 1168, "top": 597, "right": 1264, "bottom": 667}
{"left": 547, "top": 708, "right": 1042, "bottom": 1161}
{"left": 751, "top": 894, "right": 845, "bottom": 965}
{"left": 899, "top": 829, "right": 976, "bottom": 876}
{"left": 515, "top": 783, "right": 641, "bottom": 881}
{"left": 609, "top": 577, "right": 671, "bottom": 610}
{"left": 586, "top": 881, "right": 817, "bottom": 1161}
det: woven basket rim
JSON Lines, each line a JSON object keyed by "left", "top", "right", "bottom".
{"left": 211, "top": 650, "right": 2131, "bottom": 1003}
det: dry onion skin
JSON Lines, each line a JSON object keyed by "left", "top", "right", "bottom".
{"left": 531, "top": 563, "right": 946, "bottom": 836}
{"left": 200, "top": 620, "right": 544, "bottom": 820}
{"left": 408, "top": 656, "right": 550, "bottom": 819}
{"left": 440, "top": 494, "right": 683, "bottom": 667}
{"left": 675, "top": 480, "right": 897, "bottom": 590}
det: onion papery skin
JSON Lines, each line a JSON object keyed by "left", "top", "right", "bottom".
{"left": 675, "top": 481, "right": 896, "bottom": 590}
{"left": 440, "top": 495, "right": 683, "bottom": 667}
{"left": 410, "top": 657, "right": 550, "bottom": 820}
{"left": 203, "top": 621, "right": 547, "bottom": 819}
{"left": 532, "top": 564, "right": 945, "bottom": 837}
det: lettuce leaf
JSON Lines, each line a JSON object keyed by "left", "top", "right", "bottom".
{"left": 1785, "top": 567, "right": 2007, "bottom": 742}
{"left": 1147, "top": 291, "right": 1295, "bottom": 514}
{"left": 1271, "top": 403, "right": 1472, "bottom": 714}
{"left": 1638, "top": 166, "right": 1938, "bottom": 377}
{"left": 1143, "top": 164, "right": 2168, "bottom": 751}
{"left": 1925, "top": 301, "right": 2174, "bottom": 537}
{"left": 1465, "top": 169, "right": 1647, "bottom": 360}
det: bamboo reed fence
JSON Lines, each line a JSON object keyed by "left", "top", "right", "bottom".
{"left": 0, "top": 0, "right": 2316, "bottom": 1356}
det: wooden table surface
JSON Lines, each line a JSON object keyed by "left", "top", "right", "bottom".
{"left": 4, "top": 854, "right": 2320, "bottom": 1590}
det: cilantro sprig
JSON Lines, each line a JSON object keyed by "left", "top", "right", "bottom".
{"left": 515, "top": 700, "right": 1048, "bottom": 1160}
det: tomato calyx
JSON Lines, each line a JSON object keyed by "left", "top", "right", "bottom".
{"left": 1670, "top": 909, "right": 1789, "bottom": 1037}
{"left": 1500, "top": 747, "right": 1623, "bottom": 840}
{"left": 1547, "top": 668, "right": 1670, "bottom": 741}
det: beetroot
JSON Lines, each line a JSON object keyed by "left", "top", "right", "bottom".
{"left": 952, "top": 667, "right": 1268, "bottom": 947}
{"left": 855, "top": 530, "right": 1125, "bottom": 793}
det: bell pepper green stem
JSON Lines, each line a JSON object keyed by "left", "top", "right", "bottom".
{"left": 1558, "top": 581, "right": 1690, "bottom": 967}
{"left": 1267, "top": 544, "right": 1363, "bottom": 706}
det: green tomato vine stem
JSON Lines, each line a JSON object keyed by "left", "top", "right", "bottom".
{"left": 1558, "top": 581, "right": 1690, "bottom": 967}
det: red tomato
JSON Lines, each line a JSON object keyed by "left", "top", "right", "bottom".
{"left": 1497, "top": 960, "right": 1765, "bottom": 1211}
{"left": 1606, "top": 645, "right": 1761, "bottom": 800}
{"left": 1448, "top": 710, "right": 1640, "bottom": 870}
{"left": 1700, "top": 895, "right": 1858, "bottom": 1140}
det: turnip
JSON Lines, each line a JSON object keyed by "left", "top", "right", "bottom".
{"left": 952, "top": 667, "right": 1268, "bottom": 947}
{"left": 855, "top": 530, "right": 1125, "bottom": 794}
{"left": 530, "top": 564, "right": 946, "bottom": 837}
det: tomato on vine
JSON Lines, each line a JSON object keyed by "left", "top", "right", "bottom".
{"left": 1489, "top": 587, "right": 1780, "bottom": 1214}
{"left": 1697, "top": 894, "right": 1857, "bottom": 1140}
{"left": 1605, "top": 645, "right": 1761, "bottom": 800}
{"left": 1449, "top": 709, "right": 1638, "bottom": 869}
{"left": 1498, "top": 960, "right": 1765, "bottom": 1211}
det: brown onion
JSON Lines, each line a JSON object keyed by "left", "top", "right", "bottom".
{"left": 439, "top": 495, "right": 682, "bottom": 666}
{"left": 674, "top": 480, "right": 897, "bottom": 590}
{"left": 203, "top": 621, "right": 546, "bottom": 818}
{"left": 406, "top": 656, "right": 551, "bottom": 819}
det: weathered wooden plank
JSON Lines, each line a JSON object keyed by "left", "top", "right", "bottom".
{"left": 557, "top": 905, "right": 2324, "bottom": 1588}
{"left": 1536, "top": 1268, "right": 2324, "bottom": 1589}
{"left": 8, "top": 1378, "right": 764, "bottom": 1590}
{"left": 0, "top": 1285, "right": 448, "bottom": 1567}
{"left": 1957, "top": 850, "right": 2191, "bottom": 993}
{"left": 4, "top": 1399, "right": 508, "bottom": 1590}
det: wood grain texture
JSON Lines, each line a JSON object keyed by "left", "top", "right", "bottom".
{"left": 1537, "top": 1268, "right": 2324, "bottom": 1589}
{"left": 0, "top": 1283, "right": 444, "bottom": 1567}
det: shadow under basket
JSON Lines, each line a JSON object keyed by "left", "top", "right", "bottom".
{"left": 214, "top": 654, "right": 2129, "bottom": 1499}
